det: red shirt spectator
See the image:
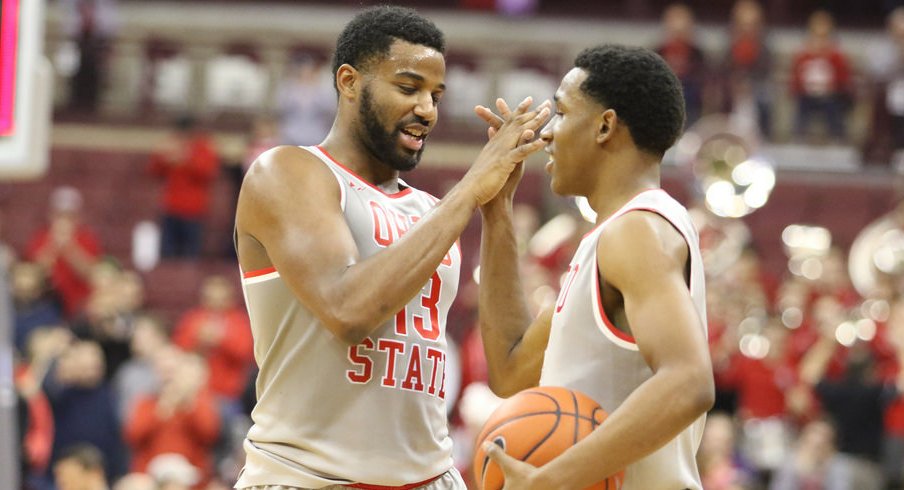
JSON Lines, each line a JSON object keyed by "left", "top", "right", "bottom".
{"left": 172, "top": 275, "right": 253, "bottom": 400}
{"left": 124, "top": 349, "right": 220, "bottom": 484}
{"left": 148, "top": 121, "right": 219, "bottom": 219}
{"left": 790, "top": 49, "right": 852, "bottom": 98}
{"left": 26, "top": 187, "right": 101, "bottom": 317}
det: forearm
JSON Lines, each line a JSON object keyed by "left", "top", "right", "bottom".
{"left": 60, "top": 244, "right": 96, "bottom": 279}
{"left": 321, "top": 186, "right": 477, "bottom": 343}
{"left": 540, "top": 367, "right": 713, "bottom": 487}
{"left": 799, "top": 336, "right": 836, "bottom": 386}
{"left": 478, "top": 201, "right": 535, "bottom": 394}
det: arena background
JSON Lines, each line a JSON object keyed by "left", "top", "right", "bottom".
{"left": 4, "top": 1, "right": 904, "bottom": 489}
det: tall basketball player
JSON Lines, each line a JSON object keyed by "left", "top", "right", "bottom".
{"left": 476, "top": 45, "right": 715, "bottom": 489}
{"left": 233, "top": 6, "right": 549, "bottom": 490}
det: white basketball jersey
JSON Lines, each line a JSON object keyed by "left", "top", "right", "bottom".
{"left": 235, "top": 146, "right": 462, "bottom": 488}
{"left": 540, "top": 189, "right": 707, "bottom": 490}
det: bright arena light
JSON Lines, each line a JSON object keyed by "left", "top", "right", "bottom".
{"left": 835, "top": 322, "right": 858, "bottom": 347}
{"left": 739, "top": 333, "right": 770, "bottom": 359}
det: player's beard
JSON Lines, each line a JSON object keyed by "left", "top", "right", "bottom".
{"left": 358, "top": 85, "right": 423, "bottom": 172}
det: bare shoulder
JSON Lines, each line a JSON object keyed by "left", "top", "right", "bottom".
{"left": 597, "top": 210, "right": 688, "bottom": 277}
{"left": 241, "top": 145, "right": 335, "bottom": 196}
{"left": 235, "top": 145, "right": 345, "bottom": 270}
{"left": 240, "top": 146, "right": 339, "bottom": 213}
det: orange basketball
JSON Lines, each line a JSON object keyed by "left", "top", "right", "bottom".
{"left": 472, "top": 386, "right": 624, "bottom": 490}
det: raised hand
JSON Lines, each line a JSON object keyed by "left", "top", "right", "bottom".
{"left": 460, "top": 97, "right": 550, "bottom": 206}
{"left": 474, "top": 98, "right": 551, "bottom": 206}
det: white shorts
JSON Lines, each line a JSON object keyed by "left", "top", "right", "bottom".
{"left": 242, "top": 468, "right": 466, "bottom": 490}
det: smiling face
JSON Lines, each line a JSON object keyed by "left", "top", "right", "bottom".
{"left": 354, "top": 40, "right": 445, "bottom": 172}
{"left": 540, "top": 68, "right": 604, "bottom": 197}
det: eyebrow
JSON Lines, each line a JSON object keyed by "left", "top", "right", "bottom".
{"left": 396, "top": 71, "right": 446, "bottom": 91}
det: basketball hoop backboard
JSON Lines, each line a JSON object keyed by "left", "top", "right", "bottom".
{"left": 0, "top": 0, "right": 51, "bottom": 180}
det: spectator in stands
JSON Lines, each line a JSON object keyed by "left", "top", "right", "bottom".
{"left": 113, "top": 472, "right": 158, "bottom": 490}
{"left": 769, "top": 418, "right": 840, "bottom": 490}
{"left": 113, "top": 313, "right": 171, "bottom": 421}
{"left": 26, "top": 186, "right": 102, "bottom": 318}
{"left": 11, "top": 261, "right": 62, "bottom": 354}
{"left": 146, "top": 453, "right": 202, "bottom": 490}
{"left": 124, "top": 350, "right": 221, "bottom": 485}
{"left": 15, "top": 327, "right": 71, "bottom": 487}
{"left": 53, "top": 443, "right": 110, "bottom": 490}
{"left": 148, "top": 115, "right": 220, "bottom": 259}
{"left": 881, "top": 299, "right": 904, "bottom": 489}
{"left": 722, "top": 0, "right": 774, "bottom": 139}
{"left": 44, "top": 339, "right": 127, "bottom": 482}
{"left": 697, "top": 411, "right": 753, "bottom": 490}
{"left": 243, "top": 115, "right": 280, "bottom": 175}
{"left": 863, "top": 7, "right": 904, "bottom": 164}
{"left": 790, "top": 10, "right": 854, "bottom": 142}
{"left": 656, "top": 3, "right": 708, "bottom": 126}
{"left": 72, "top": 262, "right": 139, "bottom": 380}
{"left": 275, "top": 55, "right": 335, "bottom": 147}
{"left": 718, "top": 319, "right": 796, "bottom": 485}
{"left": 59, "top": 0, "right": 118, "bottom": 112}
{"left": 172, "top": 275, "right": 252, "bottom": 409}
{"left": 799, "top": 325, "right": 885, "bottom": 489}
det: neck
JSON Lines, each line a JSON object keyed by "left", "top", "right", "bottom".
{"left": 587, "top": 151, "right": 661, "bottom": 224}
{"left": 319, "top": 118, "right": 399, "bottom": 188}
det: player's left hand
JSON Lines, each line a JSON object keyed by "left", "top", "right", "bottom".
{"left": 483, "top": 442, "right": 550, "bottom": 490}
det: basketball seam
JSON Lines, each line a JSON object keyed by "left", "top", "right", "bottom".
{"left": 520, "top": 392, "right": 562, "bottom": 462}
{"left": 571, "top": 390, "right": 580, "bottom": 445}
{"left": 478, "top": 410, "right": 599, "bottom": 440}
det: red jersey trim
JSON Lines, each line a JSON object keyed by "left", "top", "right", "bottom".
{"left": 590, "top": 200, "right": 690, "bottom": 348}
{"left": 348, "top": 474, "right": 442, "bottom": 490}
{"left": 593, "top": 265, "right": 637, "bottom": 344}
{"left": 316, "top": 145, "right": 415, "bottom": 199}
{"left": 242, "top": 266, "right": 277, "bottom": 279}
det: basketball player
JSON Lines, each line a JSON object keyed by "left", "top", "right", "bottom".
{"left": 233, "top": 6, "right": 549, "bottom": 490}
{"left": 477, "top": 45, "right": 715, "bottom": 489}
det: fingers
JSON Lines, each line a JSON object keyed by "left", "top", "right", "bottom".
{"left": 483, "top": 441, "right": 515, "bottom": 471}
{"left": 496, "top": 98, "right": 515, "bottom": 119}
{"left": 475, "top": 105, "right": 505, "bottom": 130}
{"left": 509, "top": 138, "right": 548, "bottom": 161}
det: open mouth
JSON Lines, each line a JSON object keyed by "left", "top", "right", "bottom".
{"left": 400, "top": 127, "right": 428, "bottom": 151}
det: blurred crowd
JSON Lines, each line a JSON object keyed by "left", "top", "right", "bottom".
{"left": 56, "top": 0, "right": 904, "bottom": 165}
{"left": 9, "top": 186, "right": 255, "bottom": 490}
{"left": 15, "top": 1, "right": 904, "bottom": 489}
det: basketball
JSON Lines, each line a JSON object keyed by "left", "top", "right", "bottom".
{"left": 472, "top": 386, "right": 624, "bottom": 490}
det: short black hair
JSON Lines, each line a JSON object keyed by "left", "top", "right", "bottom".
{"left": 332, "top": 6, "right": 445, "bottom": 88}
{"left": 574, "top": 44, "right": 685, "bottom": 157}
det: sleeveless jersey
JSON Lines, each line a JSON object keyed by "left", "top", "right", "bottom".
{"left": 235, "top": 146, "right": 462, "bottom": 488}
{"left": 540, "top": 189, "right": 707, "bottom": 490}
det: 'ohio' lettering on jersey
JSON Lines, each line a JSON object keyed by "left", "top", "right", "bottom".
{"left": 343, "top": 200, "right": 451, "bottom": 398}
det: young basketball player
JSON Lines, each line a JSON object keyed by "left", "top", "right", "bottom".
{"left": 477, "top": 45, "right": 715, "bottom": 489}
{"left": 233, "top": 6, "right": 549, "bottom": 490}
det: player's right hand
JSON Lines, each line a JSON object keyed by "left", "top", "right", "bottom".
{"left": 462, "top": 97, "right": 549, "bottom": 206}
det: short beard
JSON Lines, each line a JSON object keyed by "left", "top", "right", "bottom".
{"left": 359, "top": 86, "right": 422, "bottom": 172}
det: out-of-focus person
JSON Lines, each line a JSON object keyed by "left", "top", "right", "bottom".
{"left": 148, "top": 115, "right": 220, "bottom": 259}
{"left": 26, "top": 186, "right": 102, "bottom": 318}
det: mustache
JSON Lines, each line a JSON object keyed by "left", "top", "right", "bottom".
{"left": 396, "top": 116, "right": 431, "bottom": 131}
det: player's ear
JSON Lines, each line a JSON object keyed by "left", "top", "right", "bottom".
{"left": 596, "top": 108, "right": 617, "bottom": 145}
{"left": 336, "top": 64, "right": 361, "bottom": 100}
